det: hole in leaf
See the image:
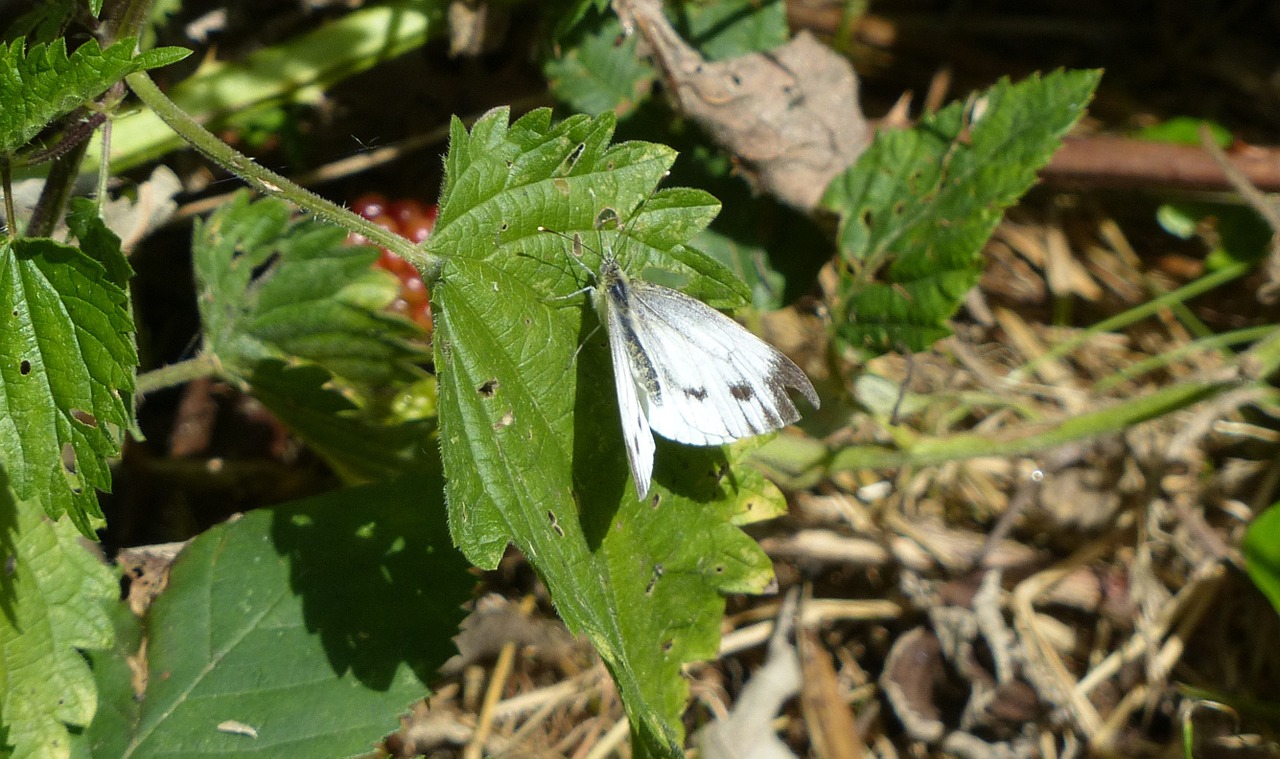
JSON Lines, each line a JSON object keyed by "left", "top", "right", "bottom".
{"left": 61, "top": 443, "right": 82, "bottom": 493}
{"left": 477, "top": 379, "right": 498, "bottom": 398}
{"left": 547, "top": 511, "right": 564, "bottom": 537}
{"left": 594, "top": 207, "right": 621, "bottom": 232}
{"left": 649, "top": 492, "right": 661, "bottom": 509}
{"left": 661, "top": 639, "right": 674, "bottom": 653}
{"left": 70, "top": 409, "right": 98, "bottom": 428}
{"left": 19, "top": 360, "right": 31, "bottom": 375}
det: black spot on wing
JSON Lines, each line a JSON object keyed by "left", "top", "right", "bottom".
{"left": 730, "top": 383, "right": 754, "bottom": 401}
{"left": 684, "top": 386, "right": 708, "bottom": 401}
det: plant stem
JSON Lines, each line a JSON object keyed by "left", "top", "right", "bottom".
{"left": 104, "top": 0, "right": 156, "bottom": 46}
{"left": 1013, "top": 260, "right": 1252, "bottom": 382}
{"left": 26, "top": 138, "right": 90, "bottom": 238}
{"left": 1, "top": 158, "right": 14, "bottom": 239}
{"left": 124, "top": 71, "right": 441, "bottom": 281}
{"left": 135, "top": 353, "right": 222, "bottom": 396}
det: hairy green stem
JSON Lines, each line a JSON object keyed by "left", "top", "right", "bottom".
{"left": 135, "top": 353, "right": 222, "bottom": 396}
{"left": 104, "top": 0, "right": 156, "bottom": 46}
{"left": 26, "top": 138, "right": 90, "bottom": 238}
{"left": 1, "top": 159, "right": 14, "bottom": 239}
{"left": 124, "top": 71, "right": 440, "bottom": 280}
{"left": 753, "top": 379, "right": 1237, "bottom": 488}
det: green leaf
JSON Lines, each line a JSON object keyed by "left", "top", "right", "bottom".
{"left": 822, "top": 69, "right": 1102, "bottom": 353}
{"left": 545, "top": 0, "right": 787, "bottom": 117}
{"left": 671, "top": 0, "right": 789, "bottom": 60}
{"left": 1245, "top": 503, "right": 1280, "bottom": 617}
{"left": 544, "top": 10, "right": 655, "bottom": 116}
{"left": 85, "top": 472, "right": 473, "bottom": 758}
{"left": 0, "top": 233, "right": 136, "bottom": 534}
{"left": 428, "top": 107, "right": 779, "bottom": 757}
{"left": 132, "top": 46, "right": 192, "bottom": 72}
{"left": 2, "top": 0, "right": 77, "bottom": 45}
{"left": 1155, "top": 202, "right": 1272, "bottom": 268}
{"left": 1137, "top": 116, "right": 1231, "bottom": 147}
{"left": 665, "top": 139, "right": 832, "bottom": 310}
{"left": 0, "top": 37, "right": 186, "bottom": 156}
{"left": 191, "top": 193, "right": 434, "bottom": 482}
{"left": 193, "top": 191, "right": 427, "bottom": 388}
{"left": 0, "top": 467, "right": 117, "bottom": 759}
{"left": 246, "top": 360, "right": 436, "bottom": 482}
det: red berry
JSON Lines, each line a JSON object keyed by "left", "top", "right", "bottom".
{"left": 386, "top": 199, "right": 424, "bottom": 226}
{"left": 352, "top": 192, "right": 389, "bottom": 221}
{"left": 402, "top": 275, "right": 428, "bottom": 306}
{"left": 412, "top": 302, "right": 433, "bottom": 332}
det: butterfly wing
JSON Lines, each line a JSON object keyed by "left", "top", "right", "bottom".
{"left": 601, "top": 282, "right": 658, "bottom": 498}
{"left": 624, "top": 281, "right": 820, "bottom": 446}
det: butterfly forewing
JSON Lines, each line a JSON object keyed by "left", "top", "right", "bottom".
{"left": 623, "top": 280, "right": 818, "bottom": 446}
{"left": 596, "top": 259, "right": 658, "bottom": 497}
{"left": 559, "top": 197, "right": 819, "bottom": 499}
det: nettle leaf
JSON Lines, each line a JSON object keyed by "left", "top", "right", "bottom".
{"left": 193, "top": 192, "right": 426, "bottom": 387}
{"left": 822, "top": 69, "right": 1102, "bottom": 353}
{"left": 192, "top": 193, "right": 432, "bottom": 479}
{"left": 85, "top": 473, "right": 472, "bottom": 758}
{"left": 672, "top": 0, "right": 789, "bottom": 60}
{"left": 544, "top": 10, "right": 654, "bottom": 116}
{"left": 0, "top": 468, "right": 117, "bottom": 759}
{"left": 247, "top": 360, "right": 436, "bottom": 482}
{"left": 545, "top": 0, "right": 786, "bottom": 117}
{"left": 1245, "top": 503, "right": 1280, "bottom": 617}
{"left": 428, "top": 107, "right": 780, "bottom": 757}
{"left": 0, "top": 37, "right": 189, "bottom": 155}
{"left": 0, "top": 230, "right": 136, "bottom": 534}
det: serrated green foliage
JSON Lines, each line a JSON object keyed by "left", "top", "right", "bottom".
{"left": 84, "top": 473, "right": 472, "bottom": 758}
{"left": 1245, "top": 503, "right": 1280, "bottom": 617}
{"left": 193, "top": 192, "right": 427, "bottom": 387}
{"left": 822, "top": 69, "right": 1102, "bottom": 353}
{"left": 0, "top": 231, "right": 136, "bottom": 534}
{"left": 0, "top": 36, "right": 189, "bottom": 156}
{"left": 247, "top": 360, "right": 436, "bottom": 482}
{"left": 2, "top": 0, "right": 76, "bottom": 45}
{"left": 545, "top": 0, "right": 787, "bottom": 117}
{"left": 544, "top": 10, "right": 654, "bottom": 116}
{"left": 191, "top": 194, "right": 434, "bottom": 483}
{"left": 428, "top": 107, "right": 779, "bottom": 757}
{"left": 672, "top": 0, "right": 789, "bottom": 60}
{"left": 0, "top": 470, "right": 116, "bottom": 759}
{"left": 664, "top": 138, "right": 832, "bottom": 310}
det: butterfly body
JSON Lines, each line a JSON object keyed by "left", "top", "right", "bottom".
{"left": 589, "top": 251, "right": 819, "bottom": 498}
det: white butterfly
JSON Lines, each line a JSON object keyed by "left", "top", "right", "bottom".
{"left": 547, "top": 225, "right": 820, "bottom": 499}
